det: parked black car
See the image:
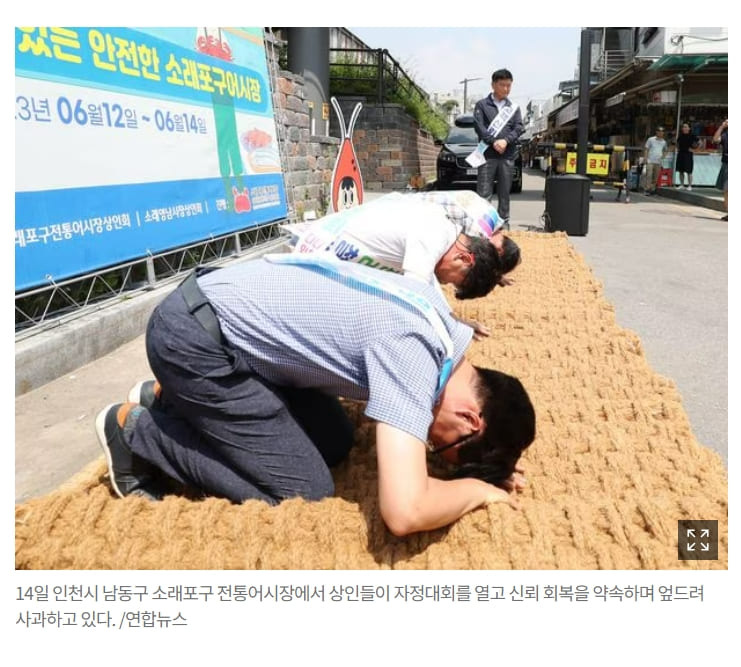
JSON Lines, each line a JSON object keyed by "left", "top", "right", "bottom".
{"left": 435, "top": 114, "right": 522, "bottom": 193}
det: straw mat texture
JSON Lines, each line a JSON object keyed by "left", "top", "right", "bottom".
{"left": 15, "top": 232, "right": 728, "bottom": 570}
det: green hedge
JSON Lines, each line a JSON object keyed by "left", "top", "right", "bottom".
{"left": 330, "top": 59, "right": 448, "bottom": 140}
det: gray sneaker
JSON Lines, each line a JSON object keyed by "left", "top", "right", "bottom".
{"left": 128, "top": 380, "right": 162, "bottom": 411}
{"left": 95, "top": 403, "right": 161, "bottom": 500}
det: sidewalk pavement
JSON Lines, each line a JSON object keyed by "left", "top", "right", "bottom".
{"left": 653, "top": 184, "right": 725, "bottom": 211}
{"left": 14, "top": 177, "right": 728, "bottom": 503}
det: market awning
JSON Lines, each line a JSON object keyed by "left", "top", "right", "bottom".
{"left": 648, "top": 53, "right": 727, "bottom": 73}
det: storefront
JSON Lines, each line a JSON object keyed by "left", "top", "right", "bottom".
{"left": 623, "top": 68, "right": 726, "bottom": 186}
{"left": 547, "top": 53, "right": 727, "bottom": 186}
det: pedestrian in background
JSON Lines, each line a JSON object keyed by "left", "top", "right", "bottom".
{"left": 473, "top": 68, "right": 524, "bottom": 229}
{"left": 675, "top": 122, "right": 699, "bottom": 190}
{"left": 643, "top": 126, "right": 667, "bottom": 195}
{"left": 713, "top": 118, "right": 728, "bottom": 220}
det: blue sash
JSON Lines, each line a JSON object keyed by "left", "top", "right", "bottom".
{"left": 265, "top": 253, "right": 455, "bottom": 399}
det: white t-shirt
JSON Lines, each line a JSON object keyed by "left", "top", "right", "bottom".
{"left": 645, "top": 136, "right": 667, "bottom": 164}
{"left": 293, "top": 197, "right": 457, "bottom": 286}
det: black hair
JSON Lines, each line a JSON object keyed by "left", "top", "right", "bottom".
{"left": 500, "top": 236, "right": 522, "bottom": 274}
{"left": 491, "top": 68, "right": 513, "bottom": 82}
{"left": 455, "top": 235, "right": 503, "bottom": 300}
{"left": 451, "top": 368, "right": 536, "bottom": 486}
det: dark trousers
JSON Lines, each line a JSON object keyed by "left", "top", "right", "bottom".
{"left": 477, "top": 156, "right": 514, "bottom": 220}
{"left": 129, "top": 287, "right": 355, "bottom": 504}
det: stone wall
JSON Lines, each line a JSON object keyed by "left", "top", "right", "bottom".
{"left": 272, "top": 70, "right": 339, "bottom": 221}
{"left": 331, "top": 99, "right": 438, "bottom": 192}
{"left": 271, "top": 76, "right": 440, "bottom": 218}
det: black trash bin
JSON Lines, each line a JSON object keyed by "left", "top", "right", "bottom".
{"left": 544, "top": 174, "right": 590, "bottom": 236}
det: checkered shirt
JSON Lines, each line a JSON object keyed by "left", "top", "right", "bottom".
{"left": 198, "top": 257, "right": 473, "bottom": 442}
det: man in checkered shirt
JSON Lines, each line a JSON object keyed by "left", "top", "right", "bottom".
{"left": 96, "top": 255, "right": 535, "bottom": 536}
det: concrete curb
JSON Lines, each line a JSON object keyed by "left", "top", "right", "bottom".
{"left": 655, "top": 186, "right": 725, "bottom": 211}
{"left": 15, "top": 239, "right": 291, "bottom": 397}
{"left": 15, "top": 285, "right": 175, "bottom": 397}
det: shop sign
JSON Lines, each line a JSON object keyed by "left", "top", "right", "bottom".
{"left": 556, "top": 99, "right": 579, "bottom": 126}
{"left": 606, "top": 92, "right": 625, "bottom": 107}
{"left": 566, "top": 152, "right": 610, "bottom": 176}
{"left": 651, "top": 90, "right": 677, "bottom": 104}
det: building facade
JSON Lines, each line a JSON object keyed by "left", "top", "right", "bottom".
{"left": 526, "top": 27, "right": 728, "bottom": 184}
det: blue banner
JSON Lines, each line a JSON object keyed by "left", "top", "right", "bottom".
{"left": 15, "top": 27, "right": 288, "bottom": 291}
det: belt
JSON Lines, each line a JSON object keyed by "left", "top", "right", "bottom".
{"left": 179, "top": 269, "right": 227, "bottom": 346}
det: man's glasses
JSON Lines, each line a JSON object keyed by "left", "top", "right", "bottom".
{"left": 427, "top": 430, "right": 477, "bottom": 456}
{"left": 454, "top": 237, "right": 475, "bottom": 264}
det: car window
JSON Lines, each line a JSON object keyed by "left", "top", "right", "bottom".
{"left": 445, "top": 126, "right": 478, "bottom": 144}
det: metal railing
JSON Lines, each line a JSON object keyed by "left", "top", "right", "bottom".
{"left": 329, "top": 47, "right": 449, "bottom": 137}
{"left": 329, "top": 47, "right": 425, "bottom": 104}
{"left": 595, "top": 49, "right": 633, "bottom": 80}
{"left": 15, "top": 222, "right": 288, "bottom": 340}
{"left": 16, "top": 28, "right": 294, "bottom": 340}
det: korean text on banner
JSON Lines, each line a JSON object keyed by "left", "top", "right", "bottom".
{"left": 15, "top": 27, "right": 288, "bottom": 291}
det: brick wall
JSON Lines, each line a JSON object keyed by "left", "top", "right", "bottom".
{"left": 271, "top": 75, "right": 440, "bottom": 219}
{"left": 330, "top": 99, "right": 438, "bottom": 192}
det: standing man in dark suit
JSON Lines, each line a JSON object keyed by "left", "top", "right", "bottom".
{"left": 473, "top": 69, "right": 524, "bottom": 230}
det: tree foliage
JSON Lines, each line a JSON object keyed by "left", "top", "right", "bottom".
{"left": 330, "top": 56, "right": 449, "bottom": 139}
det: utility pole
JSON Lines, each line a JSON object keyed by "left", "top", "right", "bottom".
{"left": 459, "top": 77, "right": 483, "bottom": 114}
{"left": 576, "top": 28, "right": 591, "bottom": 175}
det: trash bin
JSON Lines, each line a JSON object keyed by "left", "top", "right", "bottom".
{"left": 544, "top": 174, "right": 590, "bottom": 236}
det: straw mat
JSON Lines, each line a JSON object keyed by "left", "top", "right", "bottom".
{"left": 15, "top": 232, "right": 727, "bottom": 569}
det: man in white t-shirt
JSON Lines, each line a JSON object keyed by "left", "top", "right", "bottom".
{"left": 402, "top": 190, "right": 521, "bottom": 286}
{"left": 293, "top": 196, "right": 504, "bottom": 337}
{"left": 294, "top": 197, "right": 502, "bottom": 292}
{"left": 643, "top": 126, "right": 667, "bottom": 195}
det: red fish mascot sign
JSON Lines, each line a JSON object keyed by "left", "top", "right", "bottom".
{"left": 330, "top": 96, "right": 364, "bottom": 212}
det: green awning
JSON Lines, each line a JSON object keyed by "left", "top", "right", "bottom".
{"left": 648, "top": 54, "right": 727, "bottom": 72}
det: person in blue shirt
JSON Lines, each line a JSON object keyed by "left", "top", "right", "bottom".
{"left": 95, "top": 256, "right": 536, "bottom": 536}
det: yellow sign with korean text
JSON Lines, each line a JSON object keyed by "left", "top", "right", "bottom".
{"left": 566, "top": 152, "right": 610, "bottom": 176}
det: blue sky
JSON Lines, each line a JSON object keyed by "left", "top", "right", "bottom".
{"left": 348, "top": 27, "right": 582, "bottom": 110}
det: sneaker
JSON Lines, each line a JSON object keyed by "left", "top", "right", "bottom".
{"left": 500, "top": 219, "right": 511, "bottom": 231}
{"left": 95, "top": 403, "right": 160, "bottom": 499}
{"left": 128, "top": 380, "right": 162, "bottom": 410}
{"left": 721, "top": 215, "right": 728, "bottom": 221}
{"left": 686, "top": 186, "right": 692, "bottom": 191}
{"left": 677, "top": 185, "right": 684, "bottom": 189}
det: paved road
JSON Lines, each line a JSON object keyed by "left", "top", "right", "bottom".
{"left": 513, "top": 171, "right": 727, "bottom": 463}
{"left": 14, "top": 172, "right": 728, "bottom": 503}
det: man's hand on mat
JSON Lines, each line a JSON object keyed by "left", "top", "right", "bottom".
{"left": 453, "top": 316, "right": 490, "bottom": 340}
{"left": 483, "top": 484, "right": 521, "bottom": 510}
{"left": 498, "top": 463, "right": 527, "bottom": 494}
{"left": 498, "top": 276, "right": 515, "bottom": 287}
{"left": 470, "top": 320, "right": 490, "bottom": 340}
